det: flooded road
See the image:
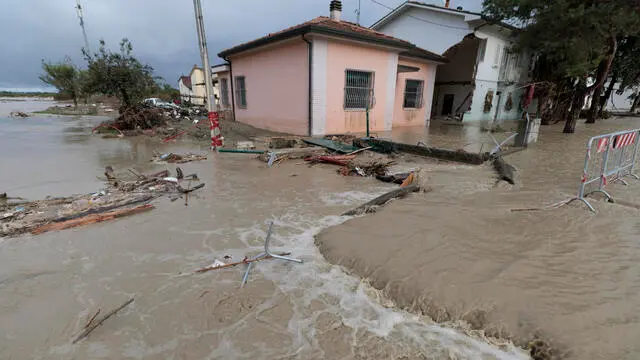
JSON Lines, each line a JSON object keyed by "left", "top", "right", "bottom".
{"left": 319, "top": 118, "right": 640, "bottom": 359}
{"left": 0, "top": 100, "right": 526, "bottom": 359}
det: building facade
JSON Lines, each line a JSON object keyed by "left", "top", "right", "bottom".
{"left": 372, "top": 1, "right": 531, "bottom": 124}
{"left": 217, "top": 1, "right": 445, "bottom": 136}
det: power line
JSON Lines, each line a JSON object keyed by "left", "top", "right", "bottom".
{"left": 368, "top": 0, "right": 472, "bottom": 31}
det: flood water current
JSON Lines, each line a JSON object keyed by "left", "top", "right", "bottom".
{"left": 1, "top": 98, "right": 639, "bottom": 359}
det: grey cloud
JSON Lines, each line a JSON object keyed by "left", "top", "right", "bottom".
{"left": 0, "top": 0, "right": 480, "bottom": 90}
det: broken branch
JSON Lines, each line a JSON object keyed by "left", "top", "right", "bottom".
{"left": 73, "top": 298, "right": 134, "bottom": 344}
{"left": 342, "top": 184, "right": 424, "bottom": 216}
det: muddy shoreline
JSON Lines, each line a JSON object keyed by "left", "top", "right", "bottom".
{"left": 315, "top": 117, "right": 640, "bottom": 360}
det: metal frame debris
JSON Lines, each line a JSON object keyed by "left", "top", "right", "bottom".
{"left": 241, "top": 222, "right": 303, "bottom": 286}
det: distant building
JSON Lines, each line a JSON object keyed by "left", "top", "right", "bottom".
{"left": 177, "top": 65, "right": 208, "bottom": 106}
{"left": 178, "top": 75, "right": 193, "bottom": 104}
{"left": 372, "top": 1, "right": 532, "bottom": 123}
{"left": 217, "top": 0, "right": 446, "bottom": 136}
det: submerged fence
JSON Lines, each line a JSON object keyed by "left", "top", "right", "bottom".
{"left": 569, "top": 128, "right": 640, "bottom": 212}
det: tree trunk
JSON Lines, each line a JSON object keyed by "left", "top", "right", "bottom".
{"left": 540, "top": 96, "right": 554, "bottom": 125}
{"left": 586, "top": 36, "right": 617, "bottom": 123}
{"left": 564, "top": 85, "right": 586, "bottom": 133}
{"left": 631, "top": 92, "right": 640, "bottom": 113}
{"left": 599, "top": 73, "right": 617, "bottom": 117}
{"left": 586, "top": 61, "right": 607, "bottom": 123}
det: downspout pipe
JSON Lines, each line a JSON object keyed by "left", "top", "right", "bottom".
{"left": 302, "top": 34, "right": 313, "bottom": 136}
{"left": 222, "top": 56, "right": 236, "bottom": 120}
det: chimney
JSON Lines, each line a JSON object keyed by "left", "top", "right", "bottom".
{"left": 444, "top": 0, "right": 451, "bottom": 8}
{"left": 330, "top": 0, "right": 342, "bottom": 21}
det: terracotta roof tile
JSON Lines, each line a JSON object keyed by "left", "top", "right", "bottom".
{"left": 179, "top": 76, "right": 192, "bottom": 90}
{"left": 218, "top": 16, "right": 445, "bottom": 63}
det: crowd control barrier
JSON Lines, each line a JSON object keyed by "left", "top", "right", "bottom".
{"left": 568, "top": 129, "right": 640, "bottom": 212}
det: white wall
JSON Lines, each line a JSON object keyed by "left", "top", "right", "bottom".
{"left": 376, "top": 7, "right": 472, "bottom": 55}
{"left": 433, "top": 84, "right": 474, "bottom": 116}
{"left": 375, "top": 7, "right": 531, "bottom": 122}
{"left": 178, "top": 80, "right": 193, "bottom": 103}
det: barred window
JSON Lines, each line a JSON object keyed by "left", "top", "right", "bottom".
{"left": 344, "top": 70, "right": 374, "bottom": 110}
{"left": 403, "top": 79, "right": 424, "bottom": 108}
{"left": 235, "top": 76, "right": 247, "bottom": 108}
{"left": 220, "top": 78, "right": 229, "bottom": 107}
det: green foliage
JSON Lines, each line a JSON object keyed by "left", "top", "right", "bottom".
{"left": 83, "top": 39, "right": 157, "bottom": 108}
{"left": 483, "top": 0, "right": 640, "bottom": 79}
{"left": 482, "top": 0, "right": 640, "bottom": 131}
{"left": 39, "top": 58, "right": 87, "bottom": 107}
{"left": 614, "top": 36, "right": 640, "bottom": 93}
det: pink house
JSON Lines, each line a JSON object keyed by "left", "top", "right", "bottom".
{"left": 217, "top": 0, "right": 446, "bottom": 136}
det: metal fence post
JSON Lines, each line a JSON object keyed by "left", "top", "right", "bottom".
{"left": 630, "top": 130, "right": 640, "bottom": 179}
{"left": 578, "top": 142, "right": 591, "bottom": 200}
{"left": 599, "top": 134, "right": 613, "bottom": 191}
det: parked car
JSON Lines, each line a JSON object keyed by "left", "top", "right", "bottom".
{"left": 143, "top": 98, "right": 180, "bottom": 110}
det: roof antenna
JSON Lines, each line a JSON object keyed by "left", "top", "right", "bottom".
{"left": 355, "top": 0, "right": 361, "bottom": 25}
{"left": 75, "top": 0, "right": 90, "bottom": 52}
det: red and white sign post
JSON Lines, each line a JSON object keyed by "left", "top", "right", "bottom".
{"left": 209, "top": 111, "right": 223, "bottom": 149}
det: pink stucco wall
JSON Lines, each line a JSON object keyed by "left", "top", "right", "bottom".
{"left": 393, "top": 58, "right": 433, "bottom": 127}
{"left": 325, "top": 40, "right": 389, "bottom": 134}
{"left": 230, "top": 39, "right": 309, "bottom": 135}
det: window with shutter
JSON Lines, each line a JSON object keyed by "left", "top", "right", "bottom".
{"left": 344, "top": 70, "right": 374, "bottom": 110}
{"left": 403, "top": 79, "right": 424, "bottom": 109}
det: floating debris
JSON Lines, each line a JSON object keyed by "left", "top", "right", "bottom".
{"left": 151, "top": 152, "right": 207, "bottom": 164}
{"left": 9, "top": 111, "right": 29, "bottom": 118}
{"left": 73, "top": 298, "right": 135, "bottom": 344}
{"left": 1, "top": 167, "right": 205, "bottom": 238}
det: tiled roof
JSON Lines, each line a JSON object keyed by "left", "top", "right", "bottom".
{"left": 179, "top": 76, "right": 192, "bottom": 90}
{"left": 218, "top": 16, "right": 445, "bottom": 63}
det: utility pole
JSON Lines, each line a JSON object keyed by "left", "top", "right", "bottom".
{"left": 75, "top": 0, "right": 90, "bottom": 52}
{"left": 192, "top": 0, "right": 223, "bottom": 149}
{"left": 356, "top": 0, "right": 361, "bottom": 25}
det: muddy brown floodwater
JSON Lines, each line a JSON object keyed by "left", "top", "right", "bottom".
{"left": 0, "top": 101, "right": 527, "bottom": 359}
{"left": 319, "top": 118, "right": 640, "bottom": 359}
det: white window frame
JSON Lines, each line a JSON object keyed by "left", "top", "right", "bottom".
{"left": 344, "top": 69, "right": 375, "bottom": 110}
{"left": 403, "top": 79, "right": 424, "bottom": 109}
{"left": 235, "top": 76, "right": 247, "bottom": 109}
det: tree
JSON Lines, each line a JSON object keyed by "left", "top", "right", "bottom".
{"left": 84, "top": 39, "right": 157, "bottom": 108}
{"left": 483, "top": 0, "right": 640, "bottom": 132}
{"left": 39, "top": 58, "right": 86, "bottom": 107}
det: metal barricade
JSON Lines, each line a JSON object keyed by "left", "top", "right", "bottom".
{"left": 569, "top": 128, "right": 640, "bottom": 212}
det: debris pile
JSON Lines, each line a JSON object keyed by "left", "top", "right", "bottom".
{"left": 1, "top": 167, "right": 205, "bottom": 238}
{"left": 9, "top": 111, "right": 29, "bottom": 118}
{"left": 339, "top": 158, "right": 395, "bottom": 177}
{"left": 112, "top": 106, "right": 169, "bottom": 130}
{"left": 151, "top": 152, "right": 207, "bottom": 164}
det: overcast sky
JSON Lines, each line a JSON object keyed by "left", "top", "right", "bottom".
{"left": 0, "top": 0, "right": 481, "bottom": 91}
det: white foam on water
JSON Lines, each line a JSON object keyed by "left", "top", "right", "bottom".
{"left": 319, "top": 188, "right": 393, "bottom": 206}
{"left": 234, "top": 206, "right": 529, "bottom": 359}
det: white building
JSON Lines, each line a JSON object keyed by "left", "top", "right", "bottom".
{"left": 177, "top": 65, "right": 208, "bottom": 106}
{"left": 372, "top": 1, "right": 531, "bottom": 123}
